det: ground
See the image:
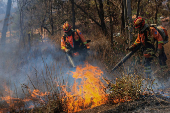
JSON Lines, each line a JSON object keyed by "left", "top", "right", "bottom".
{"left": 76, "top": 26, "right": 170, "bottom": 113}
{"left": 78, "top": 94, "right": 170, "bottom": 113}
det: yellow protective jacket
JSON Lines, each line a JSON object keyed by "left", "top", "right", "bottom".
{"left": 61, "top": 29, "right": 90, "bottom": 52}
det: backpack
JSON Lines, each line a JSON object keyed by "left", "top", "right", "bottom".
{"left": 150, "top": 24, "right": 169, "bottom": 44}
{"left": 63, "top": 29, "right": 82, "bottom": 49}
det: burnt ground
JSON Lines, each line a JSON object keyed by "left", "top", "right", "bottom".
{"left": 78, "top": 94, "right": 170, "bottom": 113}
{"left": 77, "top": 27, "right": 170, "bottom": 113}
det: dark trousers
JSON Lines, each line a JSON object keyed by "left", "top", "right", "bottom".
{"left": 143, "top": 57, "right": 152, "bottom": 76}
{"left": 143, "top": 47, "right": 167, "bottom": 75}
{"left": 158, "top": 47, "right": 167, "bottom": 67}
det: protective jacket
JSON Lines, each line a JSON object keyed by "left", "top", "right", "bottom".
{"left": 61, "top": 29, "right": 90, "bottom": 52}
{"left": 131, "top": 24, "right": 164, "bottom": 58}
{"left": 130, "top": 24, "right": 167, "bottom": 75}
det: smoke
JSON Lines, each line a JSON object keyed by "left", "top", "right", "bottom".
{"left": 0, "top": 37, "right": 73, "bottom": 98}
{"left": 123, "top": 57, "right": 170, "bottom": 96}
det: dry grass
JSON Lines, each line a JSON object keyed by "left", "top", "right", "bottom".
{"left": 108, "top": 74, "right": 143, "bottom": 103}
{"left": 2, "top": 22, "right": 167, "bottom": 113}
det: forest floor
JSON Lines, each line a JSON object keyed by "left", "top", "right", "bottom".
{"left": 78, "top": 94, "right": 170, "bottom": 113}
{"left": 76, "top": 26, "right": 170, "bottom": 113}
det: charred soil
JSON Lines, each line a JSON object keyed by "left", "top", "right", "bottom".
{"left": 78, "top": 94, "right": 170, "bottom": 113}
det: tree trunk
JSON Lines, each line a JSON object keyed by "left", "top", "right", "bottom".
{"left": 123, "top": 0, "right": 128, "bottom": 39}
{"left": 155, "top": 0, "right": 162, "bottom": 24}
{"left": 98, "top": 0, "right": 107, "bottom": 35}
{"left": 94, "top": 0, "right": 107, "bottom": 35}
{"left": 17, "top": 0, "right": 25, "bottom": 47}
{"left": 107, "top": 0, "right": 113, "bottom": 46}
{"left": 1, "top": 0, "right": 12, "bottom": 44}
{"left": 136, "top": 0, "right": 140, "bottom": 17}
{"left": 121, "top": 0, "right": 125, "bottom": 34}
{"left": 127, "top": 0, "right": 133, "bottom": 45}
{"left": 50, "top": 0, "right": 54, "bottom": 35}
{"left": 71, "top": 0, "right": 75, "bottom": 30}
{"left": 20, "top": 10, "right": 25, "bottom": 47}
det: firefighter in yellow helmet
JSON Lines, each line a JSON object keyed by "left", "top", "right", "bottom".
{"left": 61, "top": 22, "right": 90, "bottom": 62}
{"left": 126, "top": 17, "right": 168, "bottom": 76}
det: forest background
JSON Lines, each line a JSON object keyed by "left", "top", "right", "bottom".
{"left": 0, "top": 0, "right": 170, "bottom": 112}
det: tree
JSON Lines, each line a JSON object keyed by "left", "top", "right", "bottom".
{"left": 95, "top": 0, "right": 107, "bottom": 35}
{"left": 71, "top": 0, "right": 75, "bottom": 30}
{"left": 1, "top": 0, "right": 12, "bottom": 44}
{"left": 136, "top": 0, "right": 141, "bottom": 17}
{"left": 127, "top": 0, "right": 133, "bottom": 45}
{"left": 154, "top": 0, "right": 163, "bottom": 24}
{"left": 107, "top": 0, "right": 113, "bottom": 45}
{"left": 121, "top": 0, "right": 125, "bottom": 34}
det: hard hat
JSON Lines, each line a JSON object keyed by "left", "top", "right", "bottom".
{"left": 134, "top": 17, "right": 145, "bottom": 29}
{"left": 63, "top": 22, "right": 71, "bottom": 32}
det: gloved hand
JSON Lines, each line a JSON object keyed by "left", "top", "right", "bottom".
{"left": 126, "top": 46, "right": 134, "bottom": 51}
{"left": 158, "top": 49, "right": 163, "bottom": 55}
{"left": 86, "top": 46, "right": 90, "bottom": 50}
{"left": 65, "top": 49, "right": 70, "bottom": 53}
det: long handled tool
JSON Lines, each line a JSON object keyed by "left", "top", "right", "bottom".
{"left": 111, "top": 44, "right": 141, "bottom": 72}
{"left": 66, "top": 53, "right": 76, "bottom": 68}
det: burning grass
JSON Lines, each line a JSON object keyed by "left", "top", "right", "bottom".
{"left": 0, "top": 61, "right": 148, "bottom": 113}
{"left": 61, "top": 62, "right": 108, "bottom": 112}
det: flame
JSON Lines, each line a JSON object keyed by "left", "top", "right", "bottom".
{"left": 31, "top": 89, "right": 49, "bottom": 98}
{"left": 0, "top": 83, "right": 49, "bottom": 112}
{"left": 0, "top": 62, "right": 135, "bottom": 113}
{"left": 62, "top": 62, "right": 108, "bottom": 112}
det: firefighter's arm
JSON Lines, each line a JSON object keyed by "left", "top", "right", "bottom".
{"left": 76, "top": 29, "right": 90, "bottom": 49}
{"left": 132, "top": 34, "right": 141, "bottom": 47}
{"left": 126, "top": 34, "right": 141, "bottom": 51}
{"left": 129, "top": 34, "right": 141, "bottom": 49}
{"left": 61, "top": 36, "right": 67, "bottom": 52}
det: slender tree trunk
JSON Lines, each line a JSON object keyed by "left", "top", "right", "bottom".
{"left": 107, "top": 0, "right": 113, "bottom": 45}
{"left": 94, "top": 0, "right": 107, "bottom": 35}
{"left": 136, "top": 0, "right": 140, "bottom": 17}
{"left": 98, "top": 0, "right": 107, "bottom": 35}
{"left": 127, "top": 0, "right": 133, "bottom": 45}
{"left": 18, "top": 0, "right": 25, "bottom": 47}
{"left": 123, "top": 0, "right": 128, "bottom": 39}
{"left": 20, "top": 10, "right": 25, "bottom": 47}
{"left": 121, "top": 0, "right": 125, "bottom": 34}
{"left": 1, "top": 0, "right": 12, "bottom": 44}
{"left": 49, "top": 0, "right": 54, "bottom": 35}
{"left": 155, "top": 0, "right": 159, "bottom": 24}
{"left": 71, "top": 0, "right": 75, "bottom": 30}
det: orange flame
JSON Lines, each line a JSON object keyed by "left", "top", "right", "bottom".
{"left": 0, "top": 62, "right": 134, "bottom": 113}
{"left": 0, "top": 83, "right": 49, "bottom": 112}
{"left": 62, "top": 62, "right": 108, "bottom": 112}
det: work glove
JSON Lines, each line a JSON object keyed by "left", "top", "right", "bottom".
{"left": 65, "top": 49, "right": 70, "bottom": 53}
{"left": 126, "top": 46, "right": 134, "bottom": 51}
{"left": 86, "top": 45, "right": 90, "bottom": 50}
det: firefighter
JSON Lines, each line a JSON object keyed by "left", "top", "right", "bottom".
{"left": 126, "top": 17, "right": 168, "bottom": 76}
{"left": 61, "top": 22, "right": 90, "bottom": 58}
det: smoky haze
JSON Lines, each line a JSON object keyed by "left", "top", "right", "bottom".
{"left": 0, "top": 1, "right": 74, "bottom": 98}
{"left": 0, "top": 35, "right": 71, "bottom": 97}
